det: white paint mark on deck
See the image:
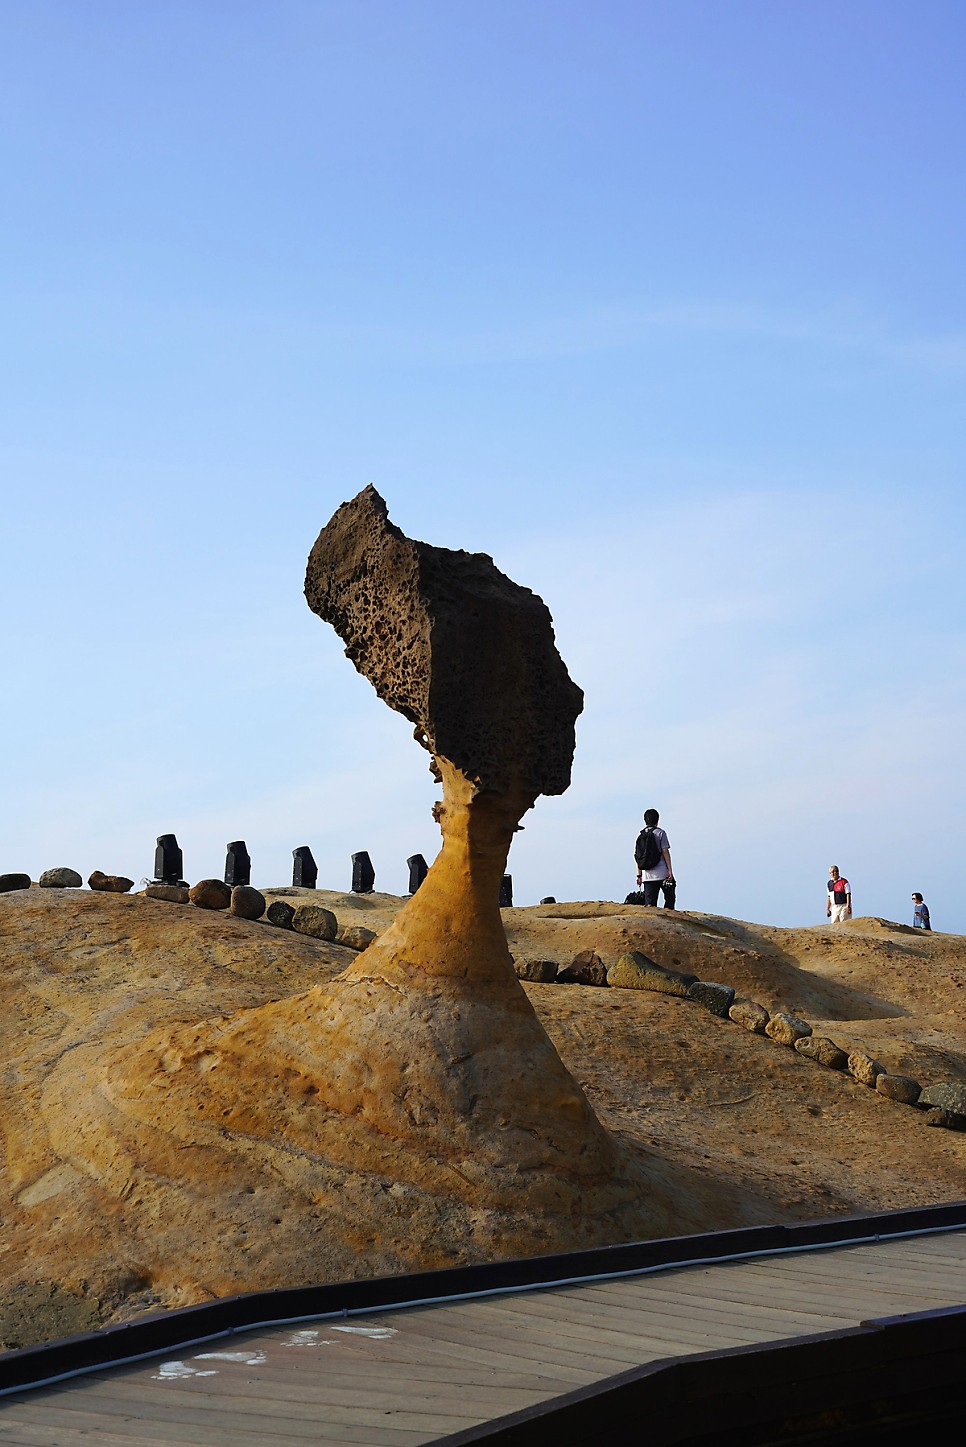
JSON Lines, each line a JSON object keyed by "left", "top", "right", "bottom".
{"left": 332, "top": 1324, "right": 397, "bottom": 1339}
{"left": 196, "top": 1349, "right": 267, "bottom": 1365}
{"left": 151, "top": 1360, "right": 219, "bottom": 1380}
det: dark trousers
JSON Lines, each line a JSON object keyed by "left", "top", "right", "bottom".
{"left": 642, "top": 880, "right": 676, "bottom": 908}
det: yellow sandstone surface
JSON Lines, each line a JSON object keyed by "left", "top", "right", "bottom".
{"left": 2, "top": 885, "right": 964, "bottom": 1348}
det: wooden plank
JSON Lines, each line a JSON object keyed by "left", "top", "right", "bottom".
{"left": 509, "top": 1277, "right": 857, "bottom": 1322}
{"left": 0, "top": 1406, "right": 431, "bottom": 1447}
{"left": 724, "top": 1248, "right": 966, "bottom": 1281}
{"left": 585, "top": 1270, "right": 958, "bottom": 1313}
{"left": 385, "top": 1303, "right": 657, "bottom": 1361}
{"left": 263, "top": 1325, "right": 597, "bottom": 1387}
{"left": 0, "top": 1397, "right": 448, "bottom": 1447}
{"left": 473, "top": 1284, "right": 856, "bottom": 1337}
{"left": 231, "top": 1346, "right": 578, "bottom": 1396}
{"left": 155, "top": 1351, "right": 566, "bottom": 1396}
{"left": 395, "top": 1299, "right": 770, "bottom": 1357}
{"left": 732, "top": 1258, "right": 966, "bottom": 1295}
{"left": 14, "top": 1380, "right": 480, "bottom": 1438}
{"left": 61, "top": 1371, "right": 550, "bottom": 1422}
{"left": 595, "top": 1275, "right": 945, "bottom": 1320}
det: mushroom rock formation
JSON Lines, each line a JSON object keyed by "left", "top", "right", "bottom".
{"left": 42, "top": 490, "right": 658, "bottom": 1298}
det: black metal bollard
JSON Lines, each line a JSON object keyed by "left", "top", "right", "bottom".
{"left": 351, "top": 851, "right": 375, "bottom": 894}
{"left": 225, "top": 840, "right": 251, "bottom": 887}
{"left": 155, "top": 834, "right": 184, "bottom": 886}
{"left": 292, "top": 846, "right": 318, "bottom": 888}
{"left": 407, "top": 854, "right": 428, "bottom": 894}
{"left": 499, "top": 874, "right": 513, "bottom": 907}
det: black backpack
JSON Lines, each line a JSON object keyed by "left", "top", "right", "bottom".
{"left": 635, "top": 827, "right": 662, "bottom": 870}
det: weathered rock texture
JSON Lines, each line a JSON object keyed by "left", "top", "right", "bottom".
{"left": 89, "top": 871, "right": 135, "bottom": 894}
{"left": 608, "top": 950, "right": 697, "bottom": 996}
{"left": 688, "top": 981, "right": 736, "bottom": 1018}
{"left": 230, "top": 886, "right": 266, "bottom": 921}
{"left": 766, "top": 1012, "right": 812, "bottom": 1047}
{"left": 0, "top": 874, "right": 31, "bottom": 893}
{"left": 4, "top": 890, "right": 966, "bottom": 1346}
{"left": 795, "top": 1036, "right": 849, "bottom": 1070}
{"left": 39, "top": 868, "right": 82, "bottom": 889}
{"left": 292, "top": 903, "right": 338, "bottom": 941}
{"left": 42, "top": 489, "right": 658, "bottom": 1303}
{"left": 729, "top": 998, "right": 770, "bottom": 1033}
{"left": 303, "top": 485, "right": 583, "bottom": 798}
{"left": 188, "top": 879, "right": 231, "bottom": 911}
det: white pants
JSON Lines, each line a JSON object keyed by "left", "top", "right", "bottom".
{"left": 829, "top": 903, "right": 850, "bottom": 923}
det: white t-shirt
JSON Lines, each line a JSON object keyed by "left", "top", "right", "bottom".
{"left": 640, "top": 827, "right": 670, "bottom": 881}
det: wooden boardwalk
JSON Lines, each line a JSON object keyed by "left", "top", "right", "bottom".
{"left": 1, "top": 1230, "right": 965, "bottom": 1446}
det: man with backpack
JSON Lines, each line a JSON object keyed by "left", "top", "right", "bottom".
{"left": 634, "top": 809, "right": 675, "bottom": 907}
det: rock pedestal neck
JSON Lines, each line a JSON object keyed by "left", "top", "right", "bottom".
{"left": 47, "top": 489, "right": 658, "bottom": 1296}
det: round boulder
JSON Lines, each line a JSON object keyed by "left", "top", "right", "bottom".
{"left": 0, "top": 873, "right": 32, "bottom": 893}
{"left": 292, "top": 904, "right": 338, "bottom": 941}
{"left": 266, "top": 900, "right": 296, "bottom": 930}
{"left": 188, "top": 879, "right": 232, "bottom": 911}
{"left": 230, "top": 885, "right": 266, "bottom": 921}
{"left": 39, "top": 867, "right": 83, "bottom": 889}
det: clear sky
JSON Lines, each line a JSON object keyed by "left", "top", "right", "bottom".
{"left": 2, "top": 1, "right": 964, "bottom": 930}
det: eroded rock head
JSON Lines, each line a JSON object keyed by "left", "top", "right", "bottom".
{"left": 304, "top": 486, "right": 583, "bottom": 798}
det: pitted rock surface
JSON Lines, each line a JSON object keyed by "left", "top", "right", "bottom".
{"left": 795, "top": 1036, "right": 848, "bottom": 1069}
{"left": 848, "top": 1051, "right": 884, "bottom": 1087}
{"left": 687, "top": 981, "right": 735, "bottom": 1017}
{"left": 5, "top": 890, "right": 966, "bottom": 1343}
{"left": 336, "top": 924, "right": 377, "bottom": 951}
{"left": 608, "top": 951, "right": 697, "bottom": 996}
{"left": 39, "top": 868, "right": 82, "bottom": 889}
{"left": 729, "top": 998, "right": 770, "bottom": 1033}
{"left": 304, "top": 486, "right": 582, "bottom": 797}
{"left": 293, "top": 904, "right": 338, "bottom": 941}
{"left": 266, "top": 900, "right": 296, "bottom": 929}
{"left": 920, "top": 1082, "right": 966, "bottom": 1114}
{"left": 876, "top": 1074, "right": 921, "bottom": 1105}
{"left": 765, "top": 1012, "right": 812, "bottom": 1046}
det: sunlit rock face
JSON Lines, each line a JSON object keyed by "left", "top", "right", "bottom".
{"left": 37, "top": 490, "right": 658, "bottom": 1312}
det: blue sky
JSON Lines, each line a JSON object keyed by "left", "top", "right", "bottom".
{"left": 2, "top": 1, "right": 964, "bottom": 929}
